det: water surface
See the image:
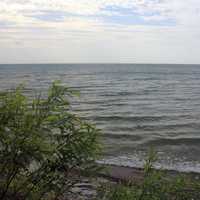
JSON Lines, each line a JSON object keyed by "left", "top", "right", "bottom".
{"left": 1, "top": 64, "right": 200, "bottom": 172}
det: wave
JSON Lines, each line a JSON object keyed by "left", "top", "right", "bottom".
{"left": 88, "top": 115, "right": 166, "bottom": 122}
{"left": 85, "top": 114, "right": 196, "bottom": 123}
{"left": 104, "top": 122, "right": 200, "bottom": 132}
{"left": 102, "top": 133, "right": 143, "bottom": 140}
{"left": 144, "top": 137, "right": 200, "bottom": 146}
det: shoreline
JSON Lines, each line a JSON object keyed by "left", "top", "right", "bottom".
{"left": 98, "top": 164, "right": 200, "bottom": 183}
{"left": 70, "top": 164, "right": 200, "bottom": 199}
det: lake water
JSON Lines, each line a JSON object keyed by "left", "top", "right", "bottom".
{"left": 1, "top": 64, "right": 200, "bottom": 172}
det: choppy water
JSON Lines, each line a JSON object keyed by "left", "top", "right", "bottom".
{"left": 1, "top": 64, "right": 200, "bottom": 172}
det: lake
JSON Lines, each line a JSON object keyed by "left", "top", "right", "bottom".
{"left": 1, "top": 64, "right": 200, "bottom": 172}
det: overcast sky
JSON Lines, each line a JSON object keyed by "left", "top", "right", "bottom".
{"left": 0, "top": 0, "right": 200, "bottom": 64}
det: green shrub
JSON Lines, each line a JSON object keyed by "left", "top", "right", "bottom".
{"left": 0, "top": 81, "right": 101, "bottom": 200}
{"left": 98, "top": 150, "right": 200, "bottom": 200}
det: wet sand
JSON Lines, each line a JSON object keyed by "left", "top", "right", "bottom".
{"left": 98, "top": 164, "right": 200, "bottom": 183}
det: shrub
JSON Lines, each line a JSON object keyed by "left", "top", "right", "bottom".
{"left": 97, "top": 150, "right": 200, "bottom": 200}
{"left": 0, "top": 81, "right": 101, "bottom": 200}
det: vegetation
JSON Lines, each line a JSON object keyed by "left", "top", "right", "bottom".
{"left": 1, "top": 82, "right": 200, "bottom": 200}
{"left": 0, "top": 82, "right": 100, "bottom": 200}
{"left": 97, "top": 150, "right": 200, "bottom": 200}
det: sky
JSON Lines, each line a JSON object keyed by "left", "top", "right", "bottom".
{"left": 0, "top": 0, "right": 200, "bottom": 64}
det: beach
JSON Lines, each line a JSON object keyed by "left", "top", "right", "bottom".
{"left": 69, "top": 164, "right": 200, "bottom": 200}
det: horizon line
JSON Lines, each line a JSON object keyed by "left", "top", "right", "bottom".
{"left": 0, "top": 62, "right": 200, "bottom": 65}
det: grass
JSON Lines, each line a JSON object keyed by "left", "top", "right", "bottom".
{"left": 97, "top": 150, "right": 200, "bottom": 200}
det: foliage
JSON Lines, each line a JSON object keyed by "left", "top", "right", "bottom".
{"left": 0, "top": 81, "right": 101, "bottom": 200}
{"left": 97, "top": 150, "right": 200, "bottom": 200}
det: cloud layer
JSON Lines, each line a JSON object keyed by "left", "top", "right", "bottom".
{"left": 1, "top": 0, "right": 200, "bottom": 63}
